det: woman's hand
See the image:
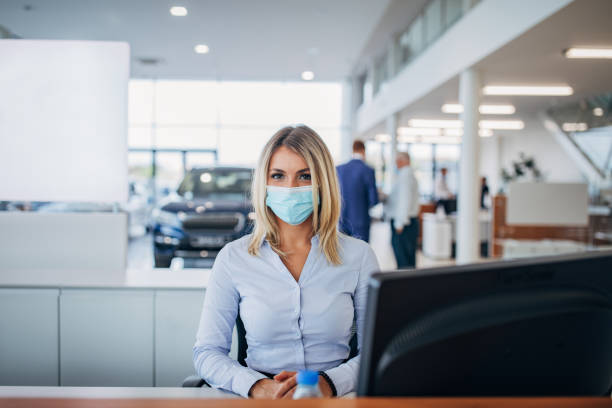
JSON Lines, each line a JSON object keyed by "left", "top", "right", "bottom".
{"left": 273, "top": 370, "right": 334, "bottom": 398}
{"left": 248, "top": 378, "right": 283, "bottom": 398}
{"left": 273, "top": 371, "right": 298, "bottom": 399}
{"left": 249, "top": 370, "right": 335, "bottom": 398}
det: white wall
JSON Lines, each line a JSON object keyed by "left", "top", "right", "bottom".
{"left": 480, "top": 121, "right": 585, "bottom": 195}
{"left": 0, "top": 39, "right": 129, "bottom": 203}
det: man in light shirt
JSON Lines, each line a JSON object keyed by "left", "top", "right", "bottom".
{"left": 386, "top": 152, "right": 420, "bottom": 269}
{"left": 435, "top": 167, "right": 455, "bottom": 214}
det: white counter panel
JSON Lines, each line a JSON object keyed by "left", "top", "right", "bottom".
{"left": 59, "top": 289, "right": 154, "bottom": 386}
{"left": 0, "top": 289, "right": 59, "bottom": 386}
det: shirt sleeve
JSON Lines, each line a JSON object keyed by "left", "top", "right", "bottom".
{"left": 392, "top": 170, "right": 411, "bottom": 228}
{"left": 366, "top": 167, "right": 379, "bottom": 209}
{"left": 324, "top": 244, "right": 380, "bottom": 396}
{"left": 193, "top": 247, "right": 266, "bottom": 398}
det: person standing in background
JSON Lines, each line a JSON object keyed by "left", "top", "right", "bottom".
{"left": 387, "top": 152, "right": 420, "bottom": 269}
{"left": 336, "top": 140, "right": 379, "bottom": 242}
{"left": 480, "top": 176, "right": 490, "bottom": 209}
{"left": 435, "top": 167, "right": 454, "bottom": 214}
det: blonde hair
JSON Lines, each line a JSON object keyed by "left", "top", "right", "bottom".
{"left": 248, "top": 125, "right": 342, "bottom": 265}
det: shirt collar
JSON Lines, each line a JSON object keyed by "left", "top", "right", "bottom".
{"left": 261, "top": 233, "right": 319, "bottom": 248}
{"left": 352, "top": 153, "right": 365, "bottom": 161}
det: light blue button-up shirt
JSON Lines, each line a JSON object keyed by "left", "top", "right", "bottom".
{"left": 193, "top": 233, "right": 379, "bottom": 397}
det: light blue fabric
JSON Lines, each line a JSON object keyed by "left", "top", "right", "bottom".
{"left": 193, "top": 233, "right": 380, "bottom": 397}
{"left": 265, "top": 185, "right": 314, "bottom": 225}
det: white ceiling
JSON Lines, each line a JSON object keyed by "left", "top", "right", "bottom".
{"left": 0, "top": 0, "right": 391, "bottom": 81}
{"left": 390, "top": 0, "right": 612, "bottom": 131}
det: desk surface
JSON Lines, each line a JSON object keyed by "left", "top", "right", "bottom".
{"left": 0, "top": 388, "right": 611, "bottom": 408}
{"left": 1, "top": 397, "right": 611, "bottom": 408}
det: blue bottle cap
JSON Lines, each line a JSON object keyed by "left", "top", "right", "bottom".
{"left": 297, "top": 370, "right": 319, "bottom": 386}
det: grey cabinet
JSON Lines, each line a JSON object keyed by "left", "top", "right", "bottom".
{"left": 0, "top": 289, "right": 59, "bottom": 385}
{"left": 59, "top": 289, "right": 154, "bottom": 386}
{"left": 154, "top": 290, "right": 206, "bottom": 386}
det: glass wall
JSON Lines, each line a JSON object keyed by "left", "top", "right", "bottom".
{"left": 384, "top": 142, "right": 461, "bottom": 201}
{"left": 362, "top": 0, "right": 480, "bottom": 102}
{"left": 127, "top": 79, "right": 344, "bottom": 200}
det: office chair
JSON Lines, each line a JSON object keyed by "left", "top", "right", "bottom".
{"left": 183, "top": 314, "right": 359, "bottom": 387}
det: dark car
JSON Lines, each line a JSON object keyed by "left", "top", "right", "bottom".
{"left": 152, "top": 167, "right": 254, "bottom": 268}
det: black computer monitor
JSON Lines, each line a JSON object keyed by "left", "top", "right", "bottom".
{"left": 357, "top": 250, "right": 612, "bottom": 396}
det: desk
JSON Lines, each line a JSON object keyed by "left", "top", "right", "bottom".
{"left": 1, "top": 388, "right": 611, "bottom": 407}
{"left": 0, "top": 397, "right": 611, "bottom": 407}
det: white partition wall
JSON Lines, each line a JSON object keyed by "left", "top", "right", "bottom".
{"left": 0, "top": 212, "right": 127, "bottom": 281}
{"left": 0, "top": 39, "right": 129, "bottom": 203}
{"left": 507, "top": 183, "right": 588, "bottom": 226}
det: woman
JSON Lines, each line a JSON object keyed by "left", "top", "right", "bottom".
{"left": 193, "top": 125, "right": 379, "bottom": 398}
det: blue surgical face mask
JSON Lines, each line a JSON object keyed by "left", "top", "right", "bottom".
{"left": 266, "top": 185, "right": 314, "bottom": 226}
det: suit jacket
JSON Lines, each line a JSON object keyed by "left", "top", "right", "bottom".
{"left": 336, "top": 159, "right": 379, "bottom": 241}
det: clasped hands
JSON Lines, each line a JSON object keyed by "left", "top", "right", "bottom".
{"left": 248, "top": 370, "right": 333, "bottom": 399}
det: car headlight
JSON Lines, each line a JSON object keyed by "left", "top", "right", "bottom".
{"left": 154, "top": 209, "right": 181, "bottom": 226}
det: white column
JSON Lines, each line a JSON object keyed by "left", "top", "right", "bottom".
{"left": 386, "top": 113, "right": 398, "bottom": 191}
{"left": 457, "top": 68, "right": 481, "bottom": 264}
{"left": 340, "top": 78, "right": 354, "bottom": 164}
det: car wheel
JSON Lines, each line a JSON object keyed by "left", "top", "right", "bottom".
{"left": 154, "top": 253, "right": 172, "bottom": 268}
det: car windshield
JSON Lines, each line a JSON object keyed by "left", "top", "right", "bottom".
{"left": 177, "top": 169, "right": 252, "bottom": 200}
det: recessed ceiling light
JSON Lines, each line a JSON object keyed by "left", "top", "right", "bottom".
{"left": 170, "top": 6, "right": 187, "bottom": 16}
{"left": 593, "top": 107, "right": 604, "bottom": 117}
{"left": 441, "top": 103, "right": 516, "bottom": 115}
{"left": 301, "top": 71, "right": 315, "bottom": 81}
{"left": 479, "top": 120, "right": 524, "bottom": 130}
{"left": 408, "top": 119, "right": 463, "bottom": 129}
{"left": 564, "top": 48, "right": 612, "bottom": 59}
{"left": 562, "top": 122, "right": 588, "bottom": 132}
{"left": 483, "top": 85, "right": 573, "bottom": 96}
{"left": 194, "top": 44, "right": 209, "bottom": 54}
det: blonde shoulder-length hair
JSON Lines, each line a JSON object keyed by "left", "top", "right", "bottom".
{"left": 247, "top": 125, "right": 342, "bottom": 265}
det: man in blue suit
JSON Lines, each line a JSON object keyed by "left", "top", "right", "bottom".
{"left": 336, "top": 140, "right": 379, "bottom": 242}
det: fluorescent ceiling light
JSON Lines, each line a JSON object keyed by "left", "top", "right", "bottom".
{"left": 194, "top": 44, "right": 209, "bottom": 54}
{"left": 444, "top": 128, "right": 463, "bottom": 137}
{"left": 301, "top": 71, "right": 314, "bottom": 81}
{"left": 399, "top": 135, "right": 462, "bottom": 145}
{"left": 441, "top": 104, "right": 463, "bottom": 114}
{"left": 593, "top": 107, "right": 604, "bottom": 117}
{"left": 565, "top": 48, "right": 612, "bottom": 59}
{"left": 398, "top": 127, "right": 441, "bottom": 136}
{"left": 479, "top": 120, "right": 524, "bottom": 130}
{"left": 479, "top": 129, "right": 494, "bottom": 137}
{"left": 562, "top": 122, "right": 588, "bottom": 132}
{"left": 170, "top": 6, "right": 188, "bottom": 16}
{"left": 408, "top": 119, "right": 463, "bottom": 129}
{"left": 442, "top": 103, "right": 516, "bottom": 115}
{"left": 483, "top": 85, "right": 573, "bottom": 96}
{"left": 479, "top": 105, "right": 516, "bottom": 115}
{"left": 375, "top": 133, "right": 391, "bottom": 143}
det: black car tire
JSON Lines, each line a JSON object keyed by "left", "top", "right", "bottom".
{"left": 154, "top": 253, "right": 173, "bottom": 268}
